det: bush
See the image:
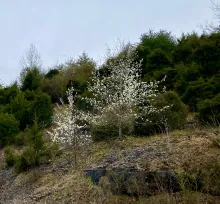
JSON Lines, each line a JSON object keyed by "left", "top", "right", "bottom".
{"left": 7, "top": 91, "right": 30, "bottom": 130}
{"left": 91, "top": 123, "right": 132, "bottom": 142}
{"left": 5, "top": 119, "right": 52, "bottom": 173}
{"left": 7, "top": 91, "right": 52, "bottom": 130}
{"left": 30, "top": 92, "right": 53, "bottom": 128}
{"left": 42, "top": 75, "right": 67, "bottom": 103}
{"left": 14, "top": 154, "right": 28, "bottom": 173}
{"left": 91, "top": 108, "right": 134, "bottom": 141}
{"left": 14, "top": 131, "right": 27, "bottom": 146}
{"left": 0, "top": 113, "right": 19, "bottom": 147}
{"left": 45, "top": 68, "right": 60, "bottom": 79}
{"left": 21, "top": 67, "right": 43, "bottom": 91}
{"left": 0, "top": 83, "right": 19, "bottom": 105}
{"left": 197, "top": 93, "right": 220, "bottom": 124}
{"left": 181, "top": 78, "right": 217, "bottom": 111}
{"left": 4, "top": 146, "right": 17, "bottom": 167}
{"left": 200, "top": 158, "right": 220, "bottom": 195}
{"left": 134, "top": 91, "right": 187, "bottom": 136}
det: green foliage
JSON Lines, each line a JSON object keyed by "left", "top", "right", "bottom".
{"left": 30, "top": 92, "right": 53, "bottom": 128}
{"left": 13, "top": 155, "right": 27, "bottom": 173}
{"left": 197, "top": 94, "right": 220, "bottom": 124}
{"left": 181, "top": 77, "right": 219, "bottom": 111}
{"left": 14, "top": 131, "right": 27, "bottom": 146}
{"left": 134, "top": 30, "right": 220, "bottom": 125}
{"left": 173, "top": 33, "right": 200, "bottom": 64}
{"left": 176, "top": 158, "right": 220, "bottom": 195}
{"left": 140, "top": 30, "right": 176, "bottom": 53}
{"left": 0, "top": 113, "right": 19, "bottom": 147}
{"left": 153, "top": 68, "right": 177, "bottom": 90}
{"left": 6, "top": 119, "right": 51, "bottom": 173}
{"left": 0, "top": 83, "right": 19, "bottom": 105}
{"left": 6, "top": 91, "right": 52, "bottom": 130}
{"left": 91, "top": 109, "right": 134, "bottom": 141}
{"left": 157, "top": 91, "right": 188, "bottom": 128}
{"left": 175, "top": 171, "right": 201, "bottom": 192}
{"left": 134, "top": 91, "right": 187, "bottom": 136}
{"left": 91, "top": 123, "right": 133, "bottom": 142}
{"left": 173, "top": 32, "right": 220, "bottom": 76}
{"left": 147, "top": 48, "right": 171, "bottom": 71}
{"left": 42, "top": 54, "right": 94, "bottom": 104}
{"left": 136, "top": 30, "right": 176, "bottom": 77}
{"left": 194, "top": 33, "right": 220, "bottom": 76}
{"left": 45, "top": 68, "right": 60, "bottom": 79}
{"left": 7, "top": 91, "right": 30, "bottom": 130}
{"left": 200, "top": 158, "right": 220, "bottom": 195}
{"left": 76, "top": 90, "right": 93, "bottom": 111}
{"left": 42, "top": 74, "right": 67, "bottom": 103}
{"left": 76, "top": 52, "right": 96, "bottom": 68}
{"left": 4, "top": 146, "right": 17, "bottom": 167}
{"left": 21, "top": 67, "right": 43, "bottom": 91}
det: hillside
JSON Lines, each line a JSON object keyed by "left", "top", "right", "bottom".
{"left": 1, "top": 126, "right": 220, "bottom": 204}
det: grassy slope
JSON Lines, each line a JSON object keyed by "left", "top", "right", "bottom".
{"left": 1, "top": 127, "right": 220, "bottom": 203}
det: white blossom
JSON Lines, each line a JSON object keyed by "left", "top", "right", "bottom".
{"left": 85, "top": 54, "right": 169, "bottom": 138}
{"left": 47, "top": 87, "right": 91, "bottom": 167}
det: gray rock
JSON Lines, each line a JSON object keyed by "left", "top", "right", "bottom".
{"left": 85, "top": 166, "right": 180, "bottom": 196}
{"left": 84, "top": 167, "right": 107, "bottom": 184}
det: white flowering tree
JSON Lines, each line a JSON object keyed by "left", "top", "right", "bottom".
{"left": 47, "top": 87, "right": 91, "bottom": 168}
{"left": 86, "top": 54, "right": 168, "bottom": 139}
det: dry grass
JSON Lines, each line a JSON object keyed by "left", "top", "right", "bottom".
{"left": 88, "top": 127, "right": 220, "bottom": 172}
{"left": 9, "top": 168, "right": 220, "bottom": 204}
{"left": 1, "top": 127, "right": 220, "bottom": 203}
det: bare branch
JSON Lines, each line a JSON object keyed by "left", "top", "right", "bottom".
{"left": 21, "top": 43, "right": 42, "bottom": 70}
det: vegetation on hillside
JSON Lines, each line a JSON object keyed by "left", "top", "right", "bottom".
{"left": 0, "top": 2, "right": 220, "bottom": 203}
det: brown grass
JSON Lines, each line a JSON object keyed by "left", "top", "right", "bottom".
{"left": 1, "top": 127, "right": 220, "bottom": 203}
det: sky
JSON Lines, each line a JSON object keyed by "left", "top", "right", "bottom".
{"left": 0, "top": 0, "right": 216, "bottom": 86}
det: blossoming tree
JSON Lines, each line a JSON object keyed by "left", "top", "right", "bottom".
{"left": 86, "top": 54, "right": 168, "bottom": 139}
{"left": 47, "top": 87, "right": 91, "bottom": 168}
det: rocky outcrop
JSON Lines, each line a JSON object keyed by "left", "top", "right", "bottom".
{"left": 85, "top": 167, "right": 107, "bottom": 185}
{"left": 84, "top": 145, "right": 181, "bottom": 196}
{"left": 85, "top": 166, "right": 180, "bottom": 196}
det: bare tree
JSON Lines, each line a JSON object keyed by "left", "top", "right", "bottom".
{"left": 20, "top": 44, "right": 43, "bottom": 87}
{"left": 201, "top": 1, "right": 220, "bottom": 33}
{"left": 21, "top": 43, "right": 42, "bottom": 70}
{"left": 211, "top": 0, "right": 220, "bottom": 20}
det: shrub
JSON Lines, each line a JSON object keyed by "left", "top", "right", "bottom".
{"left": 0, "top": 113, "right": 19, "bottom": 147}
{"left": 0, "top": 83, "right": 19, "bottom": 105}
{"left": 197, "top": 94, "right": 220, "bottom": 124}
{"left": 4, "top": 146, "right": 17, "bottom": 167}
{"left": 14, "top": 154, "right": 28, "bottom": 173}
{"left": 42, "top": 74, "right": 67, "bottom": 103}
{"left": 7, "top": 91, "right": 52, "bottom": 130}
{"left": 30, "top": 92, "right": 53, "bottom": 128}
{"left": 200, "top": 158, "right": 220, "bottom": 195}
{"left": 7, "top": 119, "right": 51, "bottom": 173}
{"left": 14, "top": 131, "right": 27, "bottom": 146}
{"left": 45, "top": 68, "right": 60, "bottom": 79}
{"left": 91, "top": 107, "right": 134, "bottom": 141}
{"left": 91, "top": 122, "right": 133, "bottom": 142}
{"left": 134, "top": 91, "right": 187, "bottom": 136}
{"left": 21, "top": 67, "right": 43, "bottom": 91}
{"left": 7, "top": 91, "right": 30, "bottom": 130}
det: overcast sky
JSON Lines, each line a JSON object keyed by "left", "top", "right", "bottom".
{"left": 0, "top": 0, "right": 216, "bottom": 85}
